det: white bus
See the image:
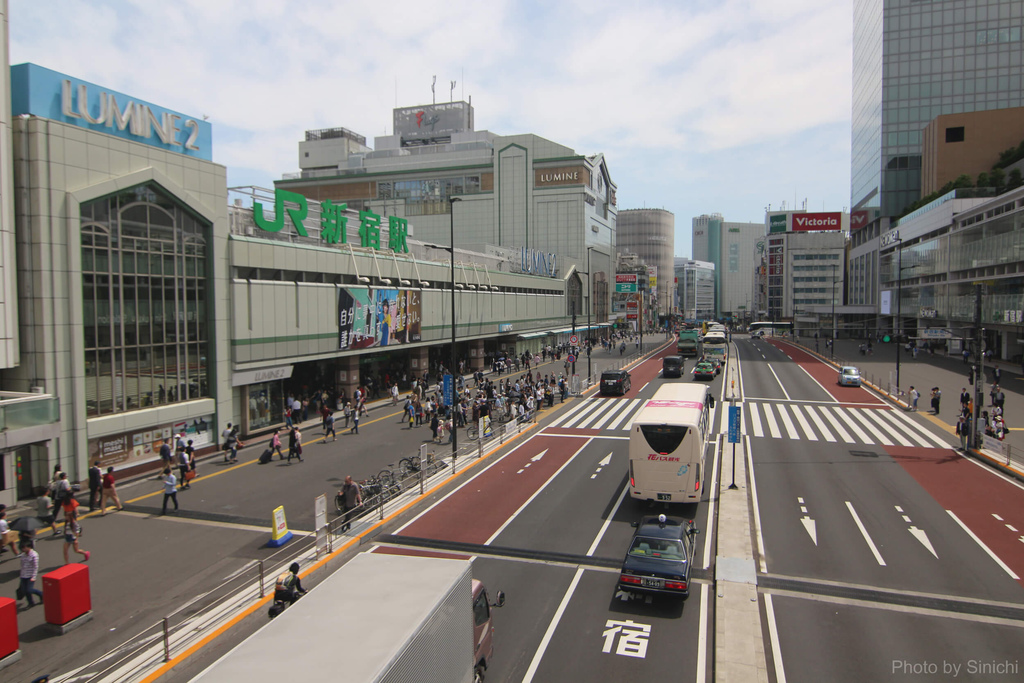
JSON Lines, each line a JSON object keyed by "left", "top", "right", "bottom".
{"left": 702, "top": 331, "right": 728, "bottom": 363}
{"left": 628, "top": 384, "right": 716, "bottom": 503}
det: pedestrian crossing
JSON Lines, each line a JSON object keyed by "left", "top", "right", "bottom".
{"left": 545, "top": 396, "right": 952, "bottom": 449}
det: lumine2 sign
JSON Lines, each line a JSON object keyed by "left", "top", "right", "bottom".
{"left": 253, "top": 189, "right": 410, "bottom": 253}
{"left": 10, "top": 63, "right": 213, "bottom": 161}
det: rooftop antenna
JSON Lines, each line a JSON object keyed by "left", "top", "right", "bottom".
{"left": 450, "top": 80, "right": 456, "bottom": 102}
{"left": 431, "top": 75, "right": 436, "bottom": 104}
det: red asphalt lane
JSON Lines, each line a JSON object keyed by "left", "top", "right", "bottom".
{"left": 769, "top": 339, "right": 886, "bottom": 405}
{"left": 399, "top": 435, "right": 591, "bottom": 544}
{"left": 889, "top": 445, "right": 1024, "bottom": 587}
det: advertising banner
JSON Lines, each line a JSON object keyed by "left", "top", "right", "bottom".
{"left": 850, "top": 210, "right": 869, "bottom": 230}
{"left": 769, "top": 214, "right": 788, "bottom": 233}
{"left": 615, "top": 273, "right": 637, "bottom": 283}
{"left": 880, "top": 290, "right": 892, "bottom": 315}
{"left": 338, "top": 287, "right": 422, "bottom": 350}
{"left": 87, "top": 414, "right": 215, "bottom": 470}
{"left": 792, "top": 212, "right": 842, "bottom": 232}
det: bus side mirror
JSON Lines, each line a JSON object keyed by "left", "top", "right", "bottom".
{"left": 491, "top": 590, "right": 506, "bottom": 608}
{"left": 708, "top": 396, "right": 716, "bottom": 408}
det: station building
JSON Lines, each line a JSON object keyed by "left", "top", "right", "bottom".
{"left": 0, "top": 66, "right": 606, "bottom": 504}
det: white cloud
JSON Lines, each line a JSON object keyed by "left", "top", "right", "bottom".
{"left": 9, "top": 0, "right": 854, "bottom": 256}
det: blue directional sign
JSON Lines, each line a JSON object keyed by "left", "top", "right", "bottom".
{"left": 728, "top": 405, "right": 741, "bottom": 443}
{"left": 442, "top": 374, "right": 453, "bottom": 406}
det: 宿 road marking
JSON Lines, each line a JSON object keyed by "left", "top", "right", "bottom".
{"left": 591, "top": 452, "right": 613, "bottom": 479}
{"left": 517, "top": 449, "right": 548, "bottom": 474}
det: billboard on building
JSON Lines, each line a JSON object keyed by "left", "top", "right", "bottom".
{"left": 88, "top": 415, "right": 215, "bottom": 470}
{"left": 769, "top": 214, "right": 788, "bottom": 233}
{"left": 850, "top": 210, "right": 869, "bottom": 230}
{"left": 338, "top": 288, "right": 422, "bottom": 349}
{"left": 393, "top": 102, "right": 472, "bottom": 142}
{"left": 792, "top": 212, "right": 842, "bottom": 232}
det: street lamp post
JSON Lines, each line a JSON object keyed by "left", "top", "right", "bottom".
{"left": 449, "top": 197, "right": 460, "bottom": 458}
{"left": 831, "top": 263, "right": 838, "bottom": 359}
{"left": 587, "top": 248, "right": 593, "bottom": 384}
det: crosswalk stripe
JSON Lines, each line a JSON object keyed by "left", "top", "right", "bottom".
{"left": 561, "top": 400, "right": 601, "bottom": 429}
{"left": 859, "top": 409, "right": 914, "bottom": 446}
{"left": 815, "top": 405, "right": 854, "bottom": 443}
{"left": 847, "top": 408, "right": 891, "bottom": 444}
{"left": 762, "top": 404, "right": 782, "bottom": 438}
{"left": 831, "top": 406, "right": 874, "bottom": 444}
{"left": 617, "top": 399, "right": 646, "bottom": 431}
{"left": 884, "top": 409, "right": 952, "bottom": 448}
{"left": 874, "top": 410, "right": 934, "bottom": 447}
{"left": 775, "top": 404, "right": 800, "bottom": 439}
{"left": 749, "top": 403, "right": 764, "bottom": 437}
{"left": 604, "top": 399, "right": 638, "bottom": 431}
{"left": 789, "top": 404, "right": 819, "bottom": 441}
{"left": 802, "top": 405, "right": 837, "bottom": 442}
{"left": 576, "top": 399, "right": 622, "bottom": 429}
{"left": 548, "top": 398, "right": 593, "bottom": 428}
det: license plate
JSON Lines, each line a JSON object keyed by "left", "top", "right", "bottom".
{"left": 657, "top": 493, "right": 672, "bottom": 501}
{"left": 640, "top": 578, "right": 662, "bottom": 588}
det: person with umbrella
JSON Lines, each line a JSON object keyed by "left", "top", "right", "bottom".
{"left": 9, "top": 511, "right": 51, "bottom": 547}
{"left": 0, "top": 506, "right": 13, "bottom": 556}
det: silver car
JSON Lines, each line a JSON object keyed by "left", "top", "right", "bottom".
{"left": 838, "top": 366, "right": 861, "bottom": 387}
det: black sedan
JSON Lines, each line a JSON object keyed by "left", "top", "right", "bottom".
{"left": 617, "top": 515, "right": 699, "bottom": 599}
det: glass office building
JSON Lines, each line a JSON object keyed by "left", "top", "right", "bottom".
{"left": 851, "top": 0, "right": 1024, "bottom": 220}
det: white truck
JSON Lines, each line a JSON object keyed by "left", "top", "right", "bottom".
{"left": 192, "top": 552, "right": 504, "bottom": 683}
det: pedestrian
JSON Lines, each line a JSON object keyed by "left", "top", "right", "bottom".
{"left": 324, "top": 411, "right": 336, "bottom": 442}
{"left": 100, "top": 466, "right": 124, "bottom": 515}
{"left": 287, "top": 426, "right": 304, "bottom": 463}
{"left": 62, "top": 509, "right": 89, "bottom": 564}
{"left": 339, "top": 475, "right": 362, "bottom": 532}
{"left": 391, "top": 382, "right": 399, "bottom": 406}
{"left": 226, "top": 425, "right": 243, "bottom": 463}
{"left": 956, "top": 415, "right": 970, "bottom": 451}
{"left": 960, "top": 388, "right": 970, "bottom": 412}
{"left": 930, "top": 387, "right": 941, "bottom": 415}
{"left": 343, "top": 400, "right": 352, "bottom": 428}
{"left": 909, "top": 386, "right": 919, "bottom": 411}
{"left": 178, "top": 445, "right": 192, "bottom": 490}
{"left": 186, "top": 439, "right": 197, "bottom": 481}
{"left": 962, "top": 348, "right": 970, "bottom": 364}
{"left": 350, "top": 407, "right": 360, "bottom": 434}
{"left": 161, "top": 468, "right": 179, "bottom": 514}
{"left": 221, "top": 423, "right": 234, "bottom": 462}
{"left": 159, "top": 438, "right": 173, "bottom": 470}
{"left": 994, "top": 366, "right": 1002, "bottom": 385}
{"left": 35, "top": 486, "right": 57, "bottom": 536}
{"left": 994, "top": 386, "right": 1005, "bottom": 412}
{"left": 990, "top": 383, "right": 1000, "bottom": 407}
{"left": 270, "top": 428, "right": 285, "bottom": 460}
{"left": 968, "top": 366, "right": 975, "bottom": 386}
{"left": 51, "top": 471, "right": 72, "bottom": 526}
{"left": 88, "top": 460, "right": 103, "bottom": 511}
{"left": 430, "top": 413, "right": 440, "bottom": 443}
{"left": 18, "top": 539, "right": 45, "bottom": 608}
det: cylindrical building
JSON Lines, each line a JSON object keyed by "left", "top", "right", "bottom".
{"left": 616, "top": 209, "right": 675, "bottom": 322}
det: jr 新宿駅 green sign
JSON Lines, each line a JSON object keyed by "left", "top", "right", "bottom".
{"left": 253, "top": 189, "right": 409, "bottom": 253}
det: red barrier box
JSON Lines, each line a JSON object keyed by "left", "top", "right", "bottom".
{"left": 43, "top": 564, "right": 91, "bottom": 626}
{"left": 0, "top": 597, "right": 17, "bottom": 659}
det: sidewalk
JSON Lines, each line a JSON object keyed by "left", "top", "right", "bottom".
{"left": 785, "top": 335, "right": 1024, "bottom": 478}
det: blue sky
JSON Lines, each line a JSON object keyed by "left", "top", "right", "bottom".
{"left": 9, "top": 0, "right": 853, "bottom": 258}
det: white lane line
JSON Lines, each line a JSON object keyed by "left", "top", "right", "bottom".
{"left": 746, "top": 434, "right": 768, "bottom": 574}
{"left": 767, "top": 364, "right": 792, "bottom": 401}
{"left": 762, "top": 403, "right": 782, "bottom": 438}
{"left": 485, "top": 438, "right": 594, "bottom": 545}
{"left": 765, "top": 593, "right": 788, "bottom": 683}
{"left": 801, "top": 405, "right": 836, "bottom": 442}
{"left": 789, "top": 404, "right": 819, "bottom": 442}
{"left": 696, "top": 583, "right": 710, "bottom": 683}
{"left": 748, "top": 403, "right": 764, "bottom": 438}
{"left": 521, "top": 567, "right": 586, "bottom": 683}
{"left": 586, "top": 482, "right": 629, "bottom": 557}
{"left": 703, "top": 436, "right": 721, "bottom": 570}
{"left": 846, "top": 501, "right": 887, "bottom": 566}
{"left": 816, "top": 405, "right": 853, "bottom": 442}
{"left": 775, "top": 404, "right": 800, "bottom": 440}
{"left": 832, "top": 406, "right": 873, "bottom": 444}
{"left": 796, "top": 362, "right": 840, "bottom": 403}
{"left": 947, "top": 510, "right": 1020, "bottom": 580}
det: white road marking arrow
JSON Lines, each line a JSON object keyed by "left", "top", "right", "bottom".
{"left": 517, "top": 449, "right": 548, "bottom": 474}
{"left": 909, "top": 526, "right": 938, "bottom": 558}
{"left": 591, "top": 452, "right": 613, "bottom": 479}
{"left": 615, "top": 589, "right": 632, "bottom": 602}
{"left": 801, "top": 516, "right": 818, "bottom": 546}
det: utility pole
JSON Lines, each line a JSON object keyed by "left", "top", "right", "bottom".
{"left": 972, "top": 284, "right": 984, "bottom": 449}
